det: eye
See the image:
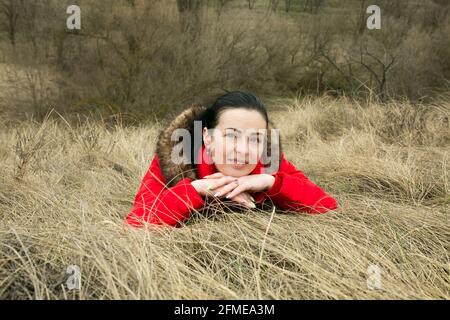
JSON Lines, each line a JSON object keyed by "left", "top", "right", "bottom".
{"left": 225, "top": 132, "right": 237, "bottom": 139}
{"left": 249, "top": 136, "right": 261, "bottom": 144}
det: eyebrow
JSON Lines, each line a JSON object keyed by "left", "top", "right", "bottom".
{"left": 224, "top": 128, "right": 264, "bottom": 135}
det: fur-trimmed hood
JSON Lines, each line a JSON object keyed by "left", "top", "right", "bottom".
{"left": 155, "top": 105, "right": 282, "bottom": 188}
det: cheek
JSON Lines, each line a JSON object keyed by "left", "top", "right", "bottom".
{"left": 208, "top": 140, "right": 221, "bottom": 164}
{"left": 248, "top": 145, "right": 262, "bottom": 164}
{"left": 211, "top": 138, "right": 232, "bottom": 161}
{"left": 247, "top": 145, "right": 263, "bottom": 167}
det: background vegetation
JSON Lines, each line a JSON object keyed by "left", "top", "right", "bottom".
{"left": 0, "top": 0, "right": 449, "bottom": 122}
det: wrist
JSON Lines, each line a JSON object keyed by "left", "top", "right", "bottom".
{"left": 264, "top": 174, "right": 276, "bottom": 191}
{"left": 190, "top": 180, "right": 201, "bottom": 194}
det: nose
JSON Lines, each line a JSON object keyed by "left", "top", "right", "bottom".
{"left": 234, "top": 135, "right": 249, "bottom": 157}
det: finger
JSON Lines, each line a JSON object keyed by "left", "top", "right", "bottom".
{"left": 206, "top": 177, "right": 231, "bottom": 191}
{"left": 208, "top": 184, "right": 228, "bottom": 196}
{"left": 241, "top": 193, "right": 254, "bottom": 203}
{"left": 213, "top": 180, "right": 239, "bottom": 198}
{"left": 211, "top": 176, "right": 238, "bottom": 190}
{"left": 231, "top": 196, "right": 250, "bottom": 206}
{"left": 226, "top": 184, "right": 247, "bottom": 199}
{"left": 231, "top": 196, "right": 255, "bottom": 208}
{"left": 234, "top": 192, "right": 250, "bottom": 201}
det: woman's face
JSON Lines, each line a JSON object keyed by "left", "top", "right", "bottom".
{"left": 203, "top": 108, "right": 267, "bottom": 177}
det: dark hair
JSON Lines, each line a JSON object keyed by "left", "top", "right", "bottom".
{"left": 200, "top": 90, "right": 268, "bottom": 129}
{"left": 190, "top": 90, "right": 269, "bottom": 165}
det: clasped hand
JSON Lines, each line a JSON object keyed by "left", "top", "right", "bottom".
{"left": 191, "top": 172, "right": 275, "bottom": 209}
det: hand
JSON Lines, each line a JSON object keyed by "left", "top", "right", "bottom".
{"left": 191, "top": 175, "right": 239, "bottom": 197}
{"left": 227, "top": 191, "right": 256, "bottom": 209}
{"left": 192, "top": 176, "right": 255, "bottom": 208}
{"left": 201, "top": 173, "right": 257, "bottom": 208}
{"left": 203, "top": 172, "right": 275, "bottom": 202}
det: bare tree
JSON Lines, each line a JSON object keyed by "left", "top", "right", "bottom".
{"left": 316, "top": 30, "right": 399, "bottom": 101}
{"left": 302, "top": 0, "right": 325, "bottom": 14}
{"left": 0, "top": 0, "right": 22, "bottom": 46}
{"left": 214, "top": 0, "right": 232, "bottom": 17}
{"left": 285, "top": 0, "right": 292, "bottom": 12}
{"left": 176, "top": 0, "right": 205, "bottom": 34}
{"left": 268, "top": 0, "right": 280, "bottom": 12}
{"left": 357, "top": 41, "right": 397, "bottom": 101}
{"left": 247, "top": 0, "right": 257, "bottom": 9}
{"left": 354, "top": 0, "right": 367, "bottom": 35}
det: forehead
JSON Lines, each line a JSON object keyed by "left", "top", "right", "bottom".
{"left": 216, "top": 108, "right": 267, "bottom": 130}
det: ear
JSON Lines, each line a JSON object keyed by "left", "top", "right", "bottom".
{"left": 203, "top": 127, "right": 212, "bottom": 147}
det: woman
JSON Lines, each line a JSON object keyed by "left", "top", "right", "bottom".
{"left": 125, "top": 91, "right": 338, "bottom": 228}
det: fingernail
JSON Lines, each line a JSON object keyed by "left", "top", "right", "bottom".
{"left": 250, "top": 196, "right": 255, "bottom": 202}
{"left": 214, "top": 192, "right": 220, "bottom": 197}
{"left": 206, "top": 185, "right": 213, "bottom": 191}
{"left": 249, "top": 202, "right": 256, "bottom": 208}
{"left": 226, "top": 194, "right": 231, "bottom": 199}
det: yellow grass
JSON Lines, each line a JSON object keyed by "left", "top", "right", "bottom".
{"left": 0, "top": 96, "right": 449, "bottom": 299}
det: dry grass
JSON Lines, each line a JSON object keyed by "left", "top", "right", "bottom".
{"left": 0, "top": 97, "right": 449, "bottom": 299}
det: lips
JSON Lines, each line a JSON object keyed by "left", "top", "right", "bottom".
{"left": 228, "top": 158, "right": 248, "bottom": 165}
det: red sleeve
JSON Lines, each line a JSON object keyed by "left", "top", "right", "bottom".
{"left": 264, "top": 153, "right": 338, "bottom": 214}
{"left": 125, "top": 154, "right": 205, "bottom": 227}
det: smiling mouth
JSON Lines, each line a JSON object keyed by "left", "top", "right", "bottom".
{"left": 228, "top": 158, "right": 248, "bottom": 165}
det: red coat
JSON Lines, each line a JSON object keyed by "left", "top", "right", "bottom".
{"left": 125, "top": 144, "right": 338, "bottom": 228}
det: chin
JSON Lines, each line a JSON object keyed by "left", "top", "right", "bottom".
{"left": 217, "top": 164, "right": 256, "bottom": 177}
